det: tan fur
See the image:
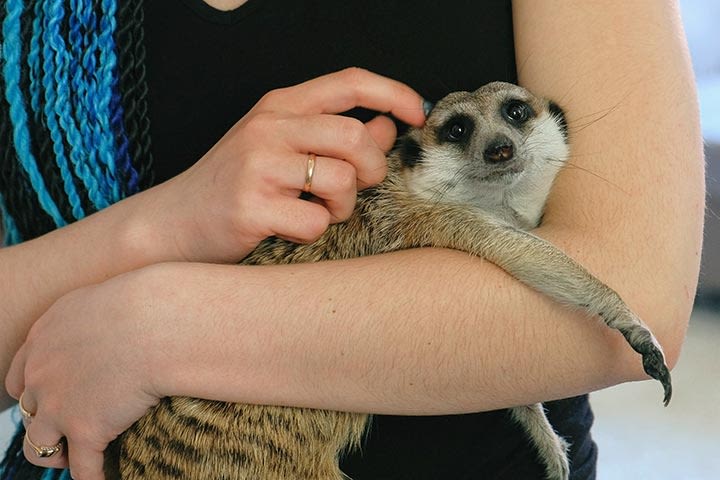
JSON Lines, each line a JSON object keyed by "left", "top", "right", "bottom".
{"left": 105, "top": 83, "right": 671, "bottom": 480}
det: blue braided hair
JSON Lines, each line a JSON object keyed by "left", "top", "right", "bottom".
{"left": 0, "top": 0, "right": 152, "bottom": 246}
{"left": 0, "top": 0, "right": 153, "bottom": 477}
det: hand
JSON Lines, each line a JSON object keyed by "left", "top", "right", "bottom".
{"left": 5, "top": 269, "right": 164, "bottom": 479}
{"left": 144, "top": 67, "right": 426, "bottom": 263}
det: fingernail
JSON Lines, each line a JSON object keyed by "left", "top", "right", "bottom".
{"left": 422, "top": 99, "right": 435, "bottom": 117}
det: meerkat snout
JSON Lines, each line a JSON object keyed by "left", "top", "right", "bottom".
{"left": 483, "top": 136, "right": 514, "bottom": 163}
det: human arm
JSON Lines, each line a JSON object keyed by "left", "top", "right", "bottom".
{"left": 0, "top": 68, "right": 427, "bottom": 410}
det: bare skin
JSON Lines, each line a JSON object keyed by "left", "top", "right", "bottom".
{"left": 2, "top": 2, "right": 704, "bottom": 479}
{"left": 202, "top": 0, "right": 249, "bottom": 11}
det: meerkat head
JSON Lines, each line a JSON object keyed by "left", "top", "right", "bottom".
{"left": 396, "top": 82, "right": 569, "bottom": 224}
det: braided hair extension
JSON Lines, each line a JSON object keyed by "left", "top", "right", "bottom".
{"left": 0, "top": 0, "right": 153, "bottom": 477}
{"left": 1, "top": 0, "right": 65, "bottom": 239}
{"left": 0, "top": 0, "right": 152, "bottom": 246}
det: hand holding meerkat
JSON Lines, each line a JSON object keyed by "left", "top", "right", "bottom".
{"left": 106, "top": 82, "right": 671, "bottom": 480}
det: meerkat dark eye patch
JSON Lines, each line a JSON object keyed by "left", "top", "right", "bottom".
{"left": 548, "top": 101, "right": 568, "bottom": 140}
{"left": 438, "top": 114, "right": 475, "bottom": 144}
{"left": 502, "top": 99, "right": 534, "bottom": 126}
{"left": 397, "top": 136, "right": 424, "bottom": 168}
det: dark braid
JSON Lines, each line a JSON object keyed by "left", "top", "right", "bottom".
{"left": 0, "top": 0, "right": 153, "bottom": 478}
{"left": 116, "top": 0, "right": 153, "bottom": 192}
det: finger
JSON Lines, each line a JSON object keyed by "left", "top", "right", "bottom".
{"left": 279, "top": 114, "right": 387, "bottom": 189}
{"left": 265, "top": 196, "right": 331, "bottom": 244}
{"left": 288, "top": 154, "right": 357, "bottom": 223}
{"left": 364, "top": 114, "right": 398, "bottom": 152}
{"left": 261, "top": 68, "right": 426, "bottom": 127}
{"left": 67, "top": 440, "right": 106, "bottom": 480}
{"left": 5, "top": 342, "right": 27, "bottom": 399}
{"left": 23, "top": 419, "right": 68, "bottom": 469}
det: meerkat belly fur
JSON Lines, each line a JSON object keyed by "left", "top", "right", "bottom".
{"left": 105, "top": 82, "right": 672, "bottom": 480}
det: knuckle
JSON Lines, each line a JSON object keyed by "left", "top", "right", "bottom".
{"left": 64, "top": 419, "right": 94, "bottom": 441}
{"left": 300, "top": 207, "right": 331, "bottom": 243}
{"left": 5, "top": 375, "right": 21, "bottom": 399}
{"left": 309, "top": 215, "right": 331, "bottom": 241}
{"left": 333, "top": 199, "right": 357, "bottom": 223}
{"left": 365, "top": 156, "right": 388, "bottom": 185}
{"left": 242, "top": 111, "right": 278, "bottom": 136}
{"left": 332, "top": 161, "right": 358, "bottom": 192}
{"left": 36, "top": 396, "right": 63, "bottom": 420}
{"left": 341, "top": 66, "right": 370, "bottom": 85}
{"left": 241, "top": 154, "right": 284, "bottom": 193}
{"left": 337, "top": 117, "right": 368, "bottom": 149}
{"left": 257, "top": 88, "right": 288, "bottom": 109}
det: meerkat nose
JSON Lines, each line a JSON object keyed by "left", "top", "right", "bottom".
{"left": 484, "top": 137, "right": 515, "bottom": 163}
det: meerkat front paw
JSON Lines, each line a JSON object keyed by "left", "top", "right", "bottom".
{"left": 604, "top": 308, "right": 673, "bottom": 405}
{"left": 636, "top": 333, "right": 673, "bottom": 406}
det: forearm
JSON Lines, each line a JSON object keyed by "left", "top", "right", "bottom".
{"left": 0, "top": 183, "right": 179, "bottom": 409}
{"left": 512, "top": 1, "right": 703, "bottom": 364}
{"left": 149, "top": 254, "right": 650, "bottom": 415}
{"left": 155, "top": 1, "right": 704, "bottom": 414}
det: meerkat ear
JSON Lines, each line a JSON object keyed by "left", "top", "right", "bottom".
{"left": 396, "top": 135, "right": 425, "bottom": 168}
{"left": 548, "top": 101, "right": 568, "bottom": 140}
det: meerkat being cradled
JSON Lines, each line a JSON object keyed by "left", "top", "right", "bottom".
{"left": 105, "top": 82, "right": 672, "bottom": 480}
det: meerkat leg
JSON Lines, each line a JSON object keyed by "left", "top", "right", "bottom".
{"left": 395, "top": 204, "right": 672, "bottom": 404}
{"left": 510, "top": 404, "right": 570, "bottom": 480}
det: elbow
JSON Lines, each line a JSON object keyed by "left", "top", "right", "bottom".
{"left": 618, "top": 279, "right": 695, "bottom": 385}
{"left": 657, "top": 294, "right": 693, "bottom": 373}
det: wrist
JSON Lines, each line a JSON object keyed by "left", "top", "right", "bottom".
{"left": 132, "top": 262, "right": 231, "bottom": 399}
{"left": 113, "top": 182, "right": 190, "bottom": 266}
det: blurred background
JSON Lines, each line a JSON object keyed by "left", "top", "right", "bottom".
{"left": 1, "top": 1, "right": 719, "bottom": 478}
{"left": 591, "top": 0, "right": 720, "bottom": 478}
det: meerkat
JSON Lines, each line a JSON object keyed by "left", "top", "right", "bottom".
{"left": 108, "top": 82, "right": 672, "bottom": 480}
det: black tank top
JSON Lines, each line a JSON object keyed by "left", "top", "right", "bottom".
{"left": 143, "top": 1, "right": 598, "bottom": 478}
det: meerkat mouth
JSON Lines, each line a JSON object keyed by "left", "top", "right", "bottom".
{"left": 478, "top": 162, "right": 525, "bottom": 183}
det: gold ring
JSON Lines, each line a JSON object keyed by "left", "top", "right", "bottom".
{"left": 25, "top": 433, "right": 63, "bottom": 458}
{"left": 303, "top": 153, "right": 316, "bottom": 193}
{"left": 18, "top": 392, "right": 34, "bottom": 423}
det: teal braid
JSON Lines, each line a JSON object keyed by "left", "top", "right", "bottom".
{"left": 2, "top": 0, "right": 66, "bottom": 227}
{"left": 38, "top": 0, "right": 89, "bottom": 218}
{"left": 0, "top": 192, "right": 21, "bottom": 246}
{"left": 27, "top": 0, "right": 42, "bottom": 116}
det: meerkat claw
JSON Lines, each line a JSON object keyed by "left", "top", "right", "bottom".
{"left": 640, "top": 347, "right": 673, "bottom": 406}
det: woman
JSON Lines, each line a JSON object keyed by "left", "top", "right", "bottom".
{"left": 0, "top": 0, "right": 703, "bottom": 478}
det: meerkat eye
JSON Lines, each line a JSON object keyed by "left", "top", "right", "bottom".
{"left": 440, "top": 114, "right": 474, "bottom": 143}
{"left": 503, "top": 100, "right": 533, "bottom": 125}
{"left": 448, "top": 123, "right": 466, "bottom": 141}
